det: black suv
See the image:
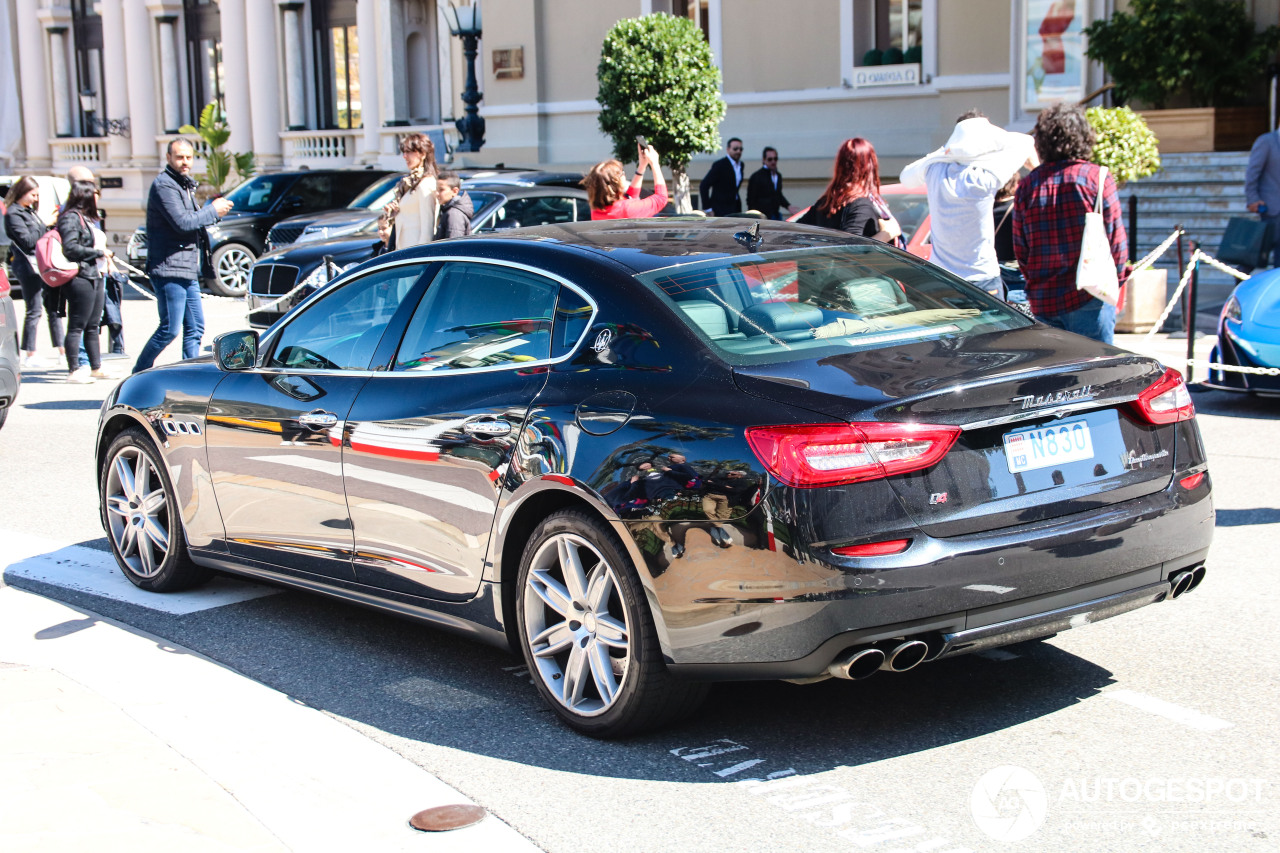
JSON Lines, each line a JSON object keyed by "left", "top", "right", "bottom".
{"left": 125, "top": 168, "right": 392, "bottom": 296}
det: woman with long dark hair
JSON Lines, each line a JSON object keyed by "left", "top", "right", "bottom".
{"left": 804, "top": 138, "right": 902, "bottom": 245}
{"left": 380, "top": 133, "right": 439, "bottom": 250}
{"left": 56, "top": 180, "right": 113, "bottom": 383}
{"left": 4, "top": 176, "right": 64, "bottom": 367}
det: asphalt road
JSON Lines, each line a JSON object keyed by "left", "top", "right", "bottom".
{"left": 2, "top": 288, "right": 1277, "bottom": 852}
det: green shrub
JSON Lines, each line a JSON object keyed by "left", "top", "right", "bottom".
{"left": 1087, "top": 106, "right": 1161, "bottom": 186}
{"left": 596, "top": 15, "right": 726, "bottom": 212}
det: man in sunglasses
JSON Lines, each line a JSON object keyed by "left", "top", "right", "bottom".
{"left": 699, "top": 137, "right": 746, "bottom": 217}
{"left": 747, "top": 146, "right": 798, "bottom": 221}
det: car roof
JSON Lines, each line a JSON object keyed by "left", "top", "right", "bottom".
{"left": 461, "top": 170, "right": 583, "bottom": 187}
{"left": 394, "top": 218, "right": 867, "bottom": 276}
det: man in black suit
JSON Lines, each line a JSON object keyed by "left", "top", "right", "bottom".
{"left": 746, "top": 146, "right": 798, "bottom": 220}
{"left": 699, "top": 137, "right": 745, "bottom": 216}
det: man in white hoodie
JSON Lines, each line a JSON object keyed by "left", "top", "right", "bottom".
{"left": 900, "top": 111, "right": 1037, "bottom": 299}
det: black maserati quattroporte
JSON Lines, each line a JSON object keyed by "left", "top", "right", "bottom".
{"left": 96, "top": 220, "right": 1213, "bottom": 737}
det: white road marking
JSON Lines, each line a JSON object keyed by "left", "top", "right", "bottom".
{"left": 670, "top": 738, "right": 973, "bottom": 852}
{"left": 1, "top": 530, "right": 278, "bottom": 614}
{"left": 1103, "top": 689, "right": 1233, "bottom": 732}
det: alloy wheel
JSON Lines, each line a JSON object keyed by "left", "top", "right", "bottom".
{"left": 104, "top": 445, "right": 173, "bottom": 579}
{"left": 215, "top": 246, "right": 253, "bottom": 294}
{"left": 522, "top": 533, "right": 631, "bottom": 717}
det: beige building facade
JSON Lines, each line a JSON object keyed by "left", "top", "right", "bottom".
{"left": 3, "top": 0, "right": 1279, "bottom": 244}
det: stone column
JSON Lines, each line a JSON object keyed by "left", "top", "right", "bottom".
{"left": 218, "top": 0, "right": 254, "bottom": 151}
{"left": 122, "top": 0, "right": 159, "bottom": 164}
{"left": 48, "top": 29, "right": 74, "bottom": 137}
{"left": 17, "top": 0, "right": 53, "bottom": 167}
{"left": 244, "top": 0, "right": 283, "bottom": 165}
{"left": 156, "top": 16, "right": 181, "bottom": 133}
{"left": 280, "top": 2, "right": 307, "bottom": 129}
{"left": 99, "top": 0, "right": 133, "bottom": 164}
{"left": 356, "top": 0, "right": 382, "bottom": 162}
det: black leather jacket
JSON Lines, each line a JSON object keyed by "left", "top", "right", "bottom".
{"left": 56, "top": 209, "right": 104, "bottom": 279}
{"left": 4, "top": 204, "right": 46, "bottom": 280}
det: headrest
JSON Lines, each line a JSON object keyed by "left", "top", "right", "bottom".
{"left": 740, "top": 302, "right": 823, "bottom": 335}
{"left": 677, "top": 299, "right": 730, "bottom": 336}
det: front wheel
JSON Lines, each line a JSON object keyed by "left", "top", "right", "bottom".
{"left": 208, "top": 243, "right": 255, "bottom": 297}
{"left": 100, "top": 428, "right": 212, "bottom": 591}
{"left": 515, "top": 509, "right": 708, "bottom": 737}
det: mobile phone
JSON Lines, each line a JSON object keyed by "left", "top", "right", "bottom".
{"left": 636, "top": 135, "right": 648, "bottom": 148}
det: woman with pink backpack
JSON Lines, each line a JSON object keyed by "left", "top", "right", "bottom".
{"left": 55, "top": 180, "right": 116, "bottom": 383}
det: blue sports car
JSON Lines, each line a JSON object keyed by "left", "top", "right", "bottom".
{"left": 1205, "top": 267, "right": 1280, "bottom": 395}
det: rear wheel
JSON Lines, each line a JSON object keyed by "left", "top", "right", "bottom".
{"left": 100, "top": 429, "right": 212, "bottom": 591}
{"left": 515, "top": 509, "right": 708, "bottom": 737}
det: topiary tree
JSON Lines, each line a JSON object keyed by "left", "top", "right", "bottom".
{"left": 1087, "top": 106, "right": 1161, "bottom": 186}
{"left": 1084, "top": 0, "right": 1280, "bottom": 109}
{"left": 596, "top": 15, "right": 726, "bottom": 213}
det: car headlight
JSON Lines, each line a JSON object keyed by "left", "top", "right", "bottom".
{"left": 299, "top": 260, "right": 356, "bottom": 291}
{"left": 1222, "top": 294, "right": 1242, "bottom": 324}
{"left": 297, "top": 221, "right": 366, "bottom": 243}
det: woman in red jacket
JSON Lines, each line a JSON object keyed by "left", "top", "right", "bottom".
{"left": 584, "top": 141, "right": 668, "bottom": 220}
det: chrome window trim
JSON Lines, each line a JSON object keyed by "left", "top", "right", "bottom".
{"left": 257, "top": 255, "right": 599, "bottom": 379}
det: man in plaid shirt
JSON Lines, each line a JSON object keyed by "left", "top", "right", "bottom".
{"left": 1014, "top": 103, "right": 1128, "bottom": 344}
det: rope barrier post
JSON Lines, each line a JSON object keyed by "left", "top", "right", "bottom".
{"left": 1186, "top": 243, "right": 1199, "bottom": 383}
{"left": 1166, "top": 224, "right": 1186, "bottom": 333}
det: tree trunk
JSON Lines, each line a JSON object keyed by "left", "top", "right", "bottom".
{"left": 671, "top": 165, "right": 693, "bottom": 214}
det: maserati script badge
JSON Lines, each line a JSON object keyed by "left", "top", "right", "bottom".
{"left": 1011, "top": 386, "right": 1095, "bottom": 410}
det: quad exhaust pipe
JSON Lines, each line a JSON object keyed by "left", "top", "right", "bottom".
{"left": 828, "top": 638, "right": 931, "bottom": 680}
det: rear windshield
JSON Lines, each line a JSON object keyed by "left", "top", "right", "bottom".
{"left": 635, "top": 243, "right": 1032, "bottom": 366}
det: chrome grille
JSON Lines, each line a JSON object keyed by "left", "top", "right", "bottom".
{"left": 249, "top": 263, "right": 301, "bottom": 296}
{"left": 266, "top": 223, "right": 306, "bottom": 250}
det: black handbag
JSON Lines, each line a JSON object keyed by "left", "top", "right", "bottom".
{"left": 1217, "top": 217, "right": 1274, "bottom": 269}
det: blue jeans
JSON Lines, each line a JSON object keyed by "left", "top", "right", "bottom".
{"left": 1039, "top": 298, "right": 1116, "bottom": 345}
{"left": 133, "top": 277, "right": 205, "bottom": 373}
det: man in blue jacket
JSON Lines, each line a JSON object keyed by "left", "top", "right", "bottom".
{"left": 1245, "top": 128, "right": 1280, "bottom": 268}
{"left": 133, "top": 138, "right": 233, "bottom": 373}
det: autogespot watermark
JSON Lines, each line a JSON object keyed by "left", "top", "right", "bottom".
{"left": 970, "top": 766, "right": 1270, "bottom": 843}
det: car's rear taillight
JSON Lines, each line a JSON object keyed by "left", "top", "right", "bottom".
{"left": 1130, "top": 368, "right": 1195, "bottom": 425}
{"left": 832, "top": 539, "right": 911, "bottom": 557}
{"left": 745, "top": 423, "right": 961, "bottom": 488}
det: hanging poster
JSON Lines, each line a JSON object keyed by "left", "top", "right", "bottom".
{"left": 1023, "top": 0, "right": 1086, "bottom": 110}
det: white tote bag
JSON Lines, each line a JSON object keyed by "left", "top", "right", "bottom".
{"left": 1075, "top": 165, "right": 1121, "bottom": 307}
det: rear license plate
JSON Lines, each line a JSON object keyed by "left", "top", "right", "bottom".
{"left": 1003, "top": 418, "right": 1094, "bottom": 473}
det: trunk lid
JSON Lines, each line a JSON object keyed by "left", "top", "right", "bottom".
{"left": 733, "top": 326, "right": 1177, "bottom": 535}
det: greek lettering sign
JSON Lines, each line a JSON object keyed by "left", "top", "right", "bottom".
{"left": 851, "top": 63, "right": 920, "bottom": 88}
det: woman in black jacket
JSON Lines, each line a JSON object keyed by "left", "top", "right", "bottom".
{"left": 802, "top": 138, "right": 903, "bottom": 246}
{"left": 4, "top": 177, "right": 65, "bottom": 367}
{"left": 56, "top": 180, "right": 113, "bottom": 382}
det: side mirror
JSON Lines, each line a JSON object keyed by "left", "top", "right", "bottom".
{"left": 214, "top": 330, "right": 259, "bottom": 371}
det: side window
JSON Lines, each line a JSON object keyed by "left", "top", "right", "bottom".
{"left": 288, "top": 175, "right": 334, "bottom": 212}
{"left": 269, "top": 264, "right": 427, "bottom": 371}
{"left": 394, "top": 263, "right": 558, "bottom": 372}
{"left": 487, "top": 196, "right": 580, "bottom": 230}
{"left": 332, "top": 171, "right": 384, "bottom": 205}
{"left": 552, "top": 287, "right": 592, "bottom": 358}
{"left": 574, "top": 198, "right": 591, "bottom": 221}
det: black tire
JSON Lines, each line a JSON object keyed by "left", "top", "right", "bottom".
{"left": 208, "top": 243, "right": 255, "bottom": 297}
{"left": 100, "top": 428, "right": 212, "bottom": 592}
{"left": 515, "top": 509, "right": 708, "bottom": 737}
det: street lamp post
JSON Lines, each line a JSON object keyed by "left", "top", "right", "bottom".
{"left": 443, "top": 1, "right": 485, "bottom": 152}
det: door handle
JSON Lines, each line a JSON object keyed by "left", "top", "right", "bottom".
{"left": 298, "top": 411, "right": 338, "bottom": 429}
{"left": 464, "top": 419, "right": 512, "bottom": 437}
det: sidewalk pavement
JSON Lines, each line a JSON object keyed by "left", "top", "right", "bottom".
{"left": 0, "top": 545, "right": 541, "bottom": 852}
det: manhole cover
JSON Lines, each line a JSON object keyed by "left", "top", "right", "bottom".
{"left": 408, "top": 804, "right": 487, "bottom": 832}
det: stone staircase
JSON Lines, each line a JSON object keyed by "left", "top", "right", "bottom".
{"left": 1118, "top": 152, "right": 1255, "bottom": 332}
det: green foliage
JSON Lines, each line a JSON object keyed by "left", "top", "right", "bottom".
{"left": 1087, "top": 106, "right": 1161, "bottom": 186}
{"left": 178, "top": 102, "right": 256, "bottom": 194}
{"left": 596, "top": 14, "right": 726, "bottom": 170}
{"left": 1085, "top": 0, "right": 1280, "bottom": 109}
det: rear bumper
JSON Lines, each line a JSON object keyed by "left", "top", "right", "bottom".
{"left": 659, "top": 480, "right": 1213, "bottom": 679}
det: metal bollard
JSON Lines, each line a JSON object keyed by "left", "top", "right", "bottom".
{"left": 1186, "top": 241, "right": 1199, "bottom": 382}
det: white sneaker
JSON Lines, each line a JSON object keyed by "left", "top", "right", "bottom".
{"left": 91, "top": 368, "right": 121, "bottom": 380}
{"left": 67, "top": 366, "right": 96, "bottom": 384}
